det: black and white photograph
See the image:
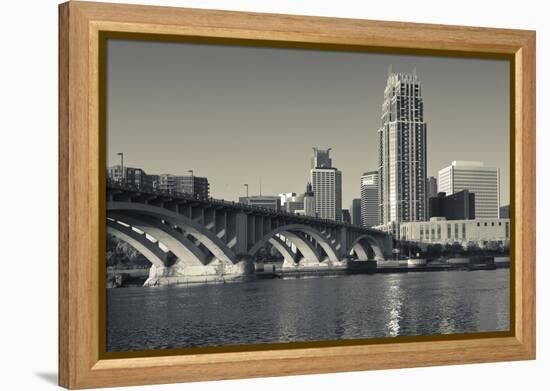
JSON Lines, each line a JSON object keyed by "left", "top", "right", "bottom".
{"left": 105, "top": 38, "right": 511, "bottom": 353}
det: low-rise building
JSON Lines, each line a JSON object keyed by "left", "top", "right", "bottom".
{"left": 239, "top": 195, "right": 281, "bottom": 210}
{"left": 158, "top": 174, "right": 210, "bottom": 199}
{"left": 107, "top": 165, "right": 152, "bottom": 190}
{"left": 398, "top": 217, "right": 510, "bottom": 246}
{"left": 279, "top": 193, "right": 305, "bottom": 213}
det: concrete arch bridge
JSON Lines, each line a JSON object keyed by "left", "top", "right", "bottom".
{"left": 107, "top": 186, "right": 392, "bottom": 286}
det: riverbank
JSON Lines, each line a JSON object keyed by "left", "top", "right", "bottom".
{"left": 107, "top": 256, "right": 510, "bottom": 288}
{"left": 260, "top": 255, "right": 510, "bottom": 279}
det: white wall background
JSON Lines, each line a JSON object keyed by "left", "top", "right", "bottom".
{"left": 0, "top": 0, "right": 546, "bottom": 389}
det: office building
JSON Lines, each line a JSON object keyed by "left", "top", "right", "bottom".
{"left": 429, "top": 190, "right": 475, "bottom": 220}
{"left": 301, "top": 182, "right": 316, "bottom": 217}
{"left": 360, "top": 171, "right": 379, "bottom": 227}
{"left": 239, "top": 195, "right": 281, "bottom": 210}
{"left": 283, "top": 194, "right": 305, "bottom": 214}
{"left": 311, "top": 147, "right": 332, "bottom": 169}
{"left": 342, "top": 209, "right": 351, "bottom": 224}
{"left": 107, "top": 165, "right": 153, "bottom": 190}
{"left": 438, "top": 161, "right": 499, "bottom": 219}
{"left": 500, "top": 205, "right": 510, "bottom": 219}
{"left": 158, "top": 173, "right": 176, "bottom": 193}
{"left": 378, "top": 68, "right": 428, "bottom": 225}
{"left": 310, "top": 148, "right": 342, "bottom": 221}
{"left": 158, "top": 173, "right": 210, "bottom": 199}
{"left": 426, "top": 176, "right": 438, "bottom": 199}
{"left": 349, "top": 199, "right": 362, "bottom": 226}
{"left": 279, "top": 192, "right": 297, "bottom": 207}
{"left": 398, "top": 217, "right": 510, "bottom": 246}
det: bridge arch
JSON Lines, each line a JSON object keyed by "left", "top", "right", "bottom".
{"left": 347, "top": 234, "right": 385, "bottom": 261}
{"left": 279, "top": 231, "right": 322, "bottom": 264}
{"left": 107, "top": 202, "right": 238, "bottom": 264}
{"left": 249, "top": 224, "right": 340, "bottom": 263}
{"left": 267, "top": 235, "right": 298, "bottom": 265}
{"left": 106, "top": 219, "right": 170, "bottom": 268}
{"left": 109, "top": 213, "right": 209, "bottom": 266}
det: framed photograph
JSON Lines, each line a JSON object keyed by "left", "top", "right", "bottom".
{"left": 59, "top": 1, "right": 536, "bottom": 389}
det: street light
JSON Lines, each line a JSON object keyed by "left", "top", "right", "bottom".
{"left": 117, "top": 152, "right": 124, "bottom": 186}
{"left": 187, "top": 169, "right": 194, "bottom": 198}
{"left": 243, "top": 183, "right": 249, "bottom": 198}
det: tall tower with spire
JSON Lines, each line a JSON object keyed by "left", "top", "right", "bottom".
{"left": 378, "top": 67, "right": 428, "bottom": 227}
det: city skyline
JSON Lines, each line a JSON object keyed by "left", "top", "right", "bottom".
{"left": 106, "top": 39, "right": 510, "bottom": 207}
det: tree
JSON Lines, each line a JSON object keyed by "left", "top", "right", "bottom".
{"left": 449, "top": 242, "right": 465, "bottom": 256}
{"left": 466, "top": 241, "right": 482, "bottom": 255}
{"left": 442, "top": 243, "right": 452, "bottom": 257}
{"left": 106, "top": 234, "right": 150, "bottom": 268}
{"left": 425, "top": 243, "right": 444, "bottom": 259}
{"left": 502, "top": 240, "right": 510, "bottom": 254}
{"left": 485, "top": 240, "right": 500, "bottom": 254}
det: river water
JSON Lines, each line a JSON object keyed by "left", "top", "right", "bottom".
{"left": 106, "top": 269, "right": 509, "bottom": 352}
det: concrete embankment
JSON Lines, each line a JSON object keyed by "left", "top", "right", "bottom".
{"left": 107, "top": 268, "right": 150, "bottom": 288}
{"left": 107, "top": 256, "right": 510, "bottom": 287}
{"left": 346, "top": 255, "right": 509, "bottom": 274}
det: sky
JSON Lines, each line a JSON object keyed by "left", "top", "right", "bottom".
{"left": 106, "top": 39, "right": 510, "bottom": 207}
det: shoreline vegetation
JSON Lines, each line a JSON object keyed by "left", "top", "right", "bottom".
{"left": 106, "top": 234, "right": 509, "bottom": 288}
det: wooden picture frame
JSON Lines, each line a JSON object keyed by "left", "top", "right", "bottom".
{"left": 59, "top": 1, "right": 536, "bottom": 389}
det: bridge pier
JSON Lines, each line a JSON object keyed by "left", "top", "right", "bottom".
{"left": 144, "top": 258, "right": 252, "bottom": 286}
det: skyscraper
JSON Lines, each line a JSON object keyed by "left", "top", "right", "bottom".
{"left": 378, "top": 67, "right": 428, "bottom": 226}
{"left": 360, "top": 171, "right": 380, "bottom": 227}
{"left": 310, "top": 148, "right": 342, "bottom": 221}
{"left": 342, "top": 209, "right": 351, "bottom": 224}
{"left": 426, "top": 176, "right": 438, "bottom": 199}
{"left": 311, "top": 148, "right": 332, "bottom": 169}
{"left": 303, "top": 182, "right": 316, "bottom": 217}
{"left": 349, "top": 198, "right": 362, "bottom": 226}
{"left": 438, "top": 160, "right": 500, "bottom": 219}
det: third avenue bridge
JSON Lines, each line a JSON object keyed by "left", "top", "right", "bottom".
{"left": 107, "top": 184, "right": 392, "bottom": 286}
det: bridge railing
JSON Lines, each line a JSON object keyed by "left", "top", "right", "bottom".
{"left": 106, "top": 180, "right": 381, "bottom": 233}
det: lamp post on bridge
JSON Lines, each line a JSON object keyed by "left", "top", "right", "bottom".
{"left": 117, "top": 152, "right": 124, "bottom": 186}
{"left": 243, "top": 183, "right": 249, "bottom": 198}
{"left": 187, "top": 169, "right": 194, "bottom": 198}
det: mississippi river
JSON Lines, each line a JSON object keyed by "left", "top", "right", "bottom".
{"left": 106, "top": 269, "right": 509, "bottom": 352}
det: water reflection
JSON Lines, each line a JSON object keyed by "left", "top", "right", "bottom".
{"left": 382, "top": 275, "right": 404, "bottom": 337}
{"left": 106, "top": 269, "right": 509, "bottom": 352}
